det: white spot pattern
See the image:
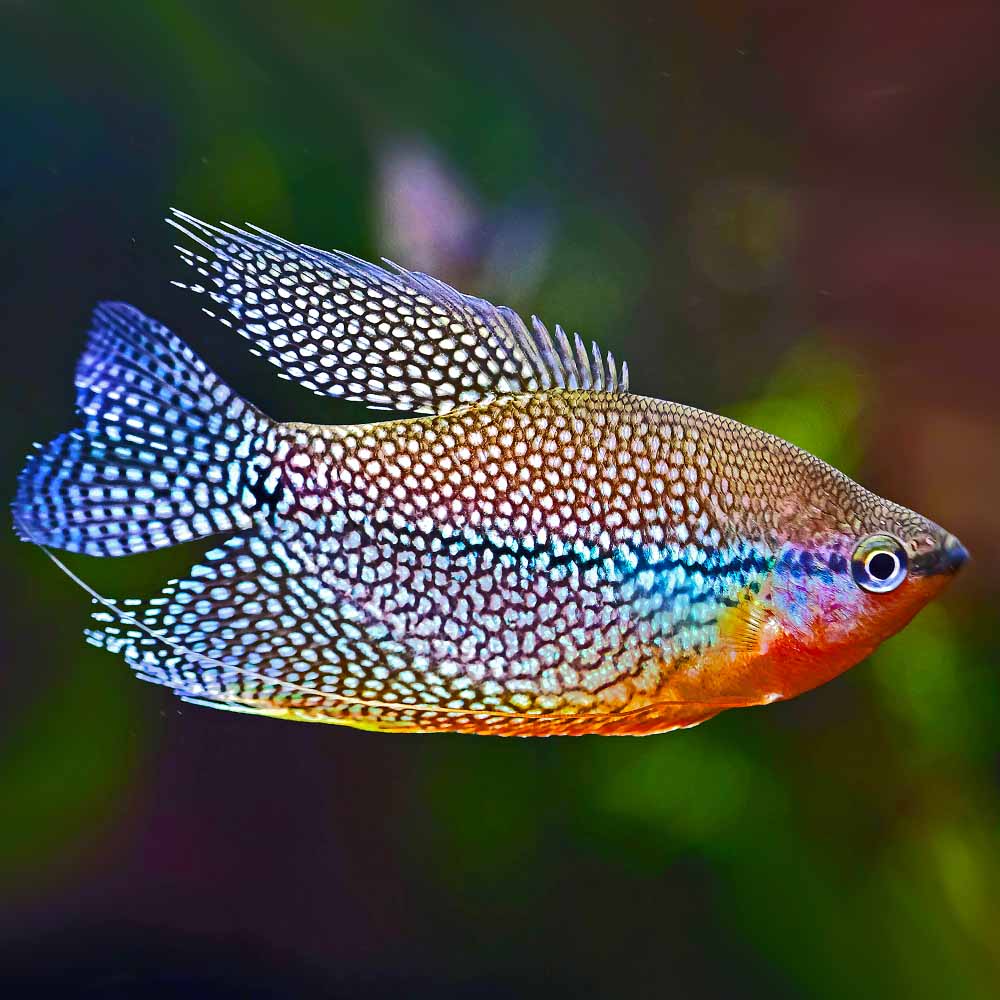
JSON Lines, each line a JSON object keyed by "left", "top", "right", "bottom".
{"left": 167, "top": 210, "right": 628, "bottom": 414}
{"left": 13, "top": 303, "right": 273, "bottom": 557}
{"left": 88, "top": 390, "right": 786, "bottom": 735}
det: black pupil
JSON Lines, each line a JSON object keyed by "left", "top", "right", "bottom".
{"left": 868, "top": 551, "right": 897, "bottom": 581}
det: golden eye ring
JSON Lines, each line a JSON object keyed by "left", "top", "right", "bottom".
{"left": 851, "top": 534, "right": 908, "bottom": 593}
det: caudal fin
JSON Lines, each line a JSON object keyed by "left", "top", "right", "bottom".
{"left": 13, "top": 302, "right": 275, "bottom": 556}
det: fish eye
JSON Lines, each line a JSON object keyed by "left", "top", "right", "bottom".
{"left": 851, "top": 534, "right": 908, "bottom": 593}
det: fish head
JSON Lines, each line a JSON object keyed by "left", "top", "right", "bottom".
{"left": 725, "top": 476, "right": 968, "bottom": 701}
{"left": 848, "top": 516, "right": 967, "bottom": 631}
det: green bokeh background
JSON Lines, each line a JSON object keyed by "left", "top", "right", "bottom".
{"left": 2, "top": 2, "right": 998, "bottom": 996}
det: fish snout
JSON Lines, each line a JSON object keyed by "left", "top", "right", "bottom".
{"left": 913, "top": 532, "right": 969, "bottom": 576}
{"left": 940, "top": 533, "right": 970, "bottom": 574}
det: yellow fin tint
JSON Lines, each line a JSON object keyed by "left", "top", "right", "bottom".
{"left": 717, "top": 591, "right": 773, "bottom": 653}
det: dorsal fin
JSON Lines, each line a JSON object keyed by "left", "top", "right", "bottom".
{"left": 167, "top": 209, "right": 629, "bottom": 415}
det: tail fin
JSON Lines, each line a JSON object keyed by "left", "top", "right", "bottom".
{"left": 13, "top": 302, "right": 275, "bottom": 556}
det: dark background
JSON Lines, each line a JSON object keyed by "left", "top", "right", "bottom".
{"left": 2, "top": 2, "right": 999, "bottom": 997}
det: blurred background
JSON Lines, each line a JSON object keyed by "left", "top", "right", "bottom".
{"left": 2, "top": 1, "right": 999, "bottom": 996}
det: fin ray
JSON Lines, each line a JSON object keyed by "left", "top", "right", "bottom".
{"left": 13, "top": 302, "right": 274, "bottom": 556}
{"left": 77, "top": 530, "right": 754, "bottom": 734}
{"left": 168, "top": 209, "right": 629, "bottom": 414}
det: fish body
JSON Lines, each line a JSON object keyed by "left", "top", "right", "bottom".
{"left": 12, "top": 213, "right": 967, "bottom": 735}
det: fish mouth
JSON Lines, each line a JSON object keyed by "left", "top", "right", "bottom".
{"left": 912, "top": 533, "right": 969, "bottom": 576}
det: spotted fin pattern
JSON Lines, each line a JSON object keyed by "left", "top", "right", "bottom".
{"left": 12, "top": 303, "right": 274, "bottom": 556}
{"left": 84, "top": 525, "right": 758, "bottom": 736}
{"left": 167, "top": 209, "right": 628, "bottom": 414}
{"left": 87, "top": 530, "right": 508, "bottom": 731}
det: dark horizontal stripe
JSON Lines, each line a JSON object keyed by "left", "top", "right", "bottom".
{"left": 432, "top": 526, "right": 777, "bottom": 592}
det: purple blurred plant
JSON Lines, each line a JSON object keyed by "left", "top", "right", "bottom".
{"left": 374, "top": 134, "right": 552, "bottom": 301}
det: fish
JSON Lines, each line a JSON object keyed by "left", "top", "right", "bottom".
{"left": 11, "top": 210, "right": 968, "bottom": 736}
